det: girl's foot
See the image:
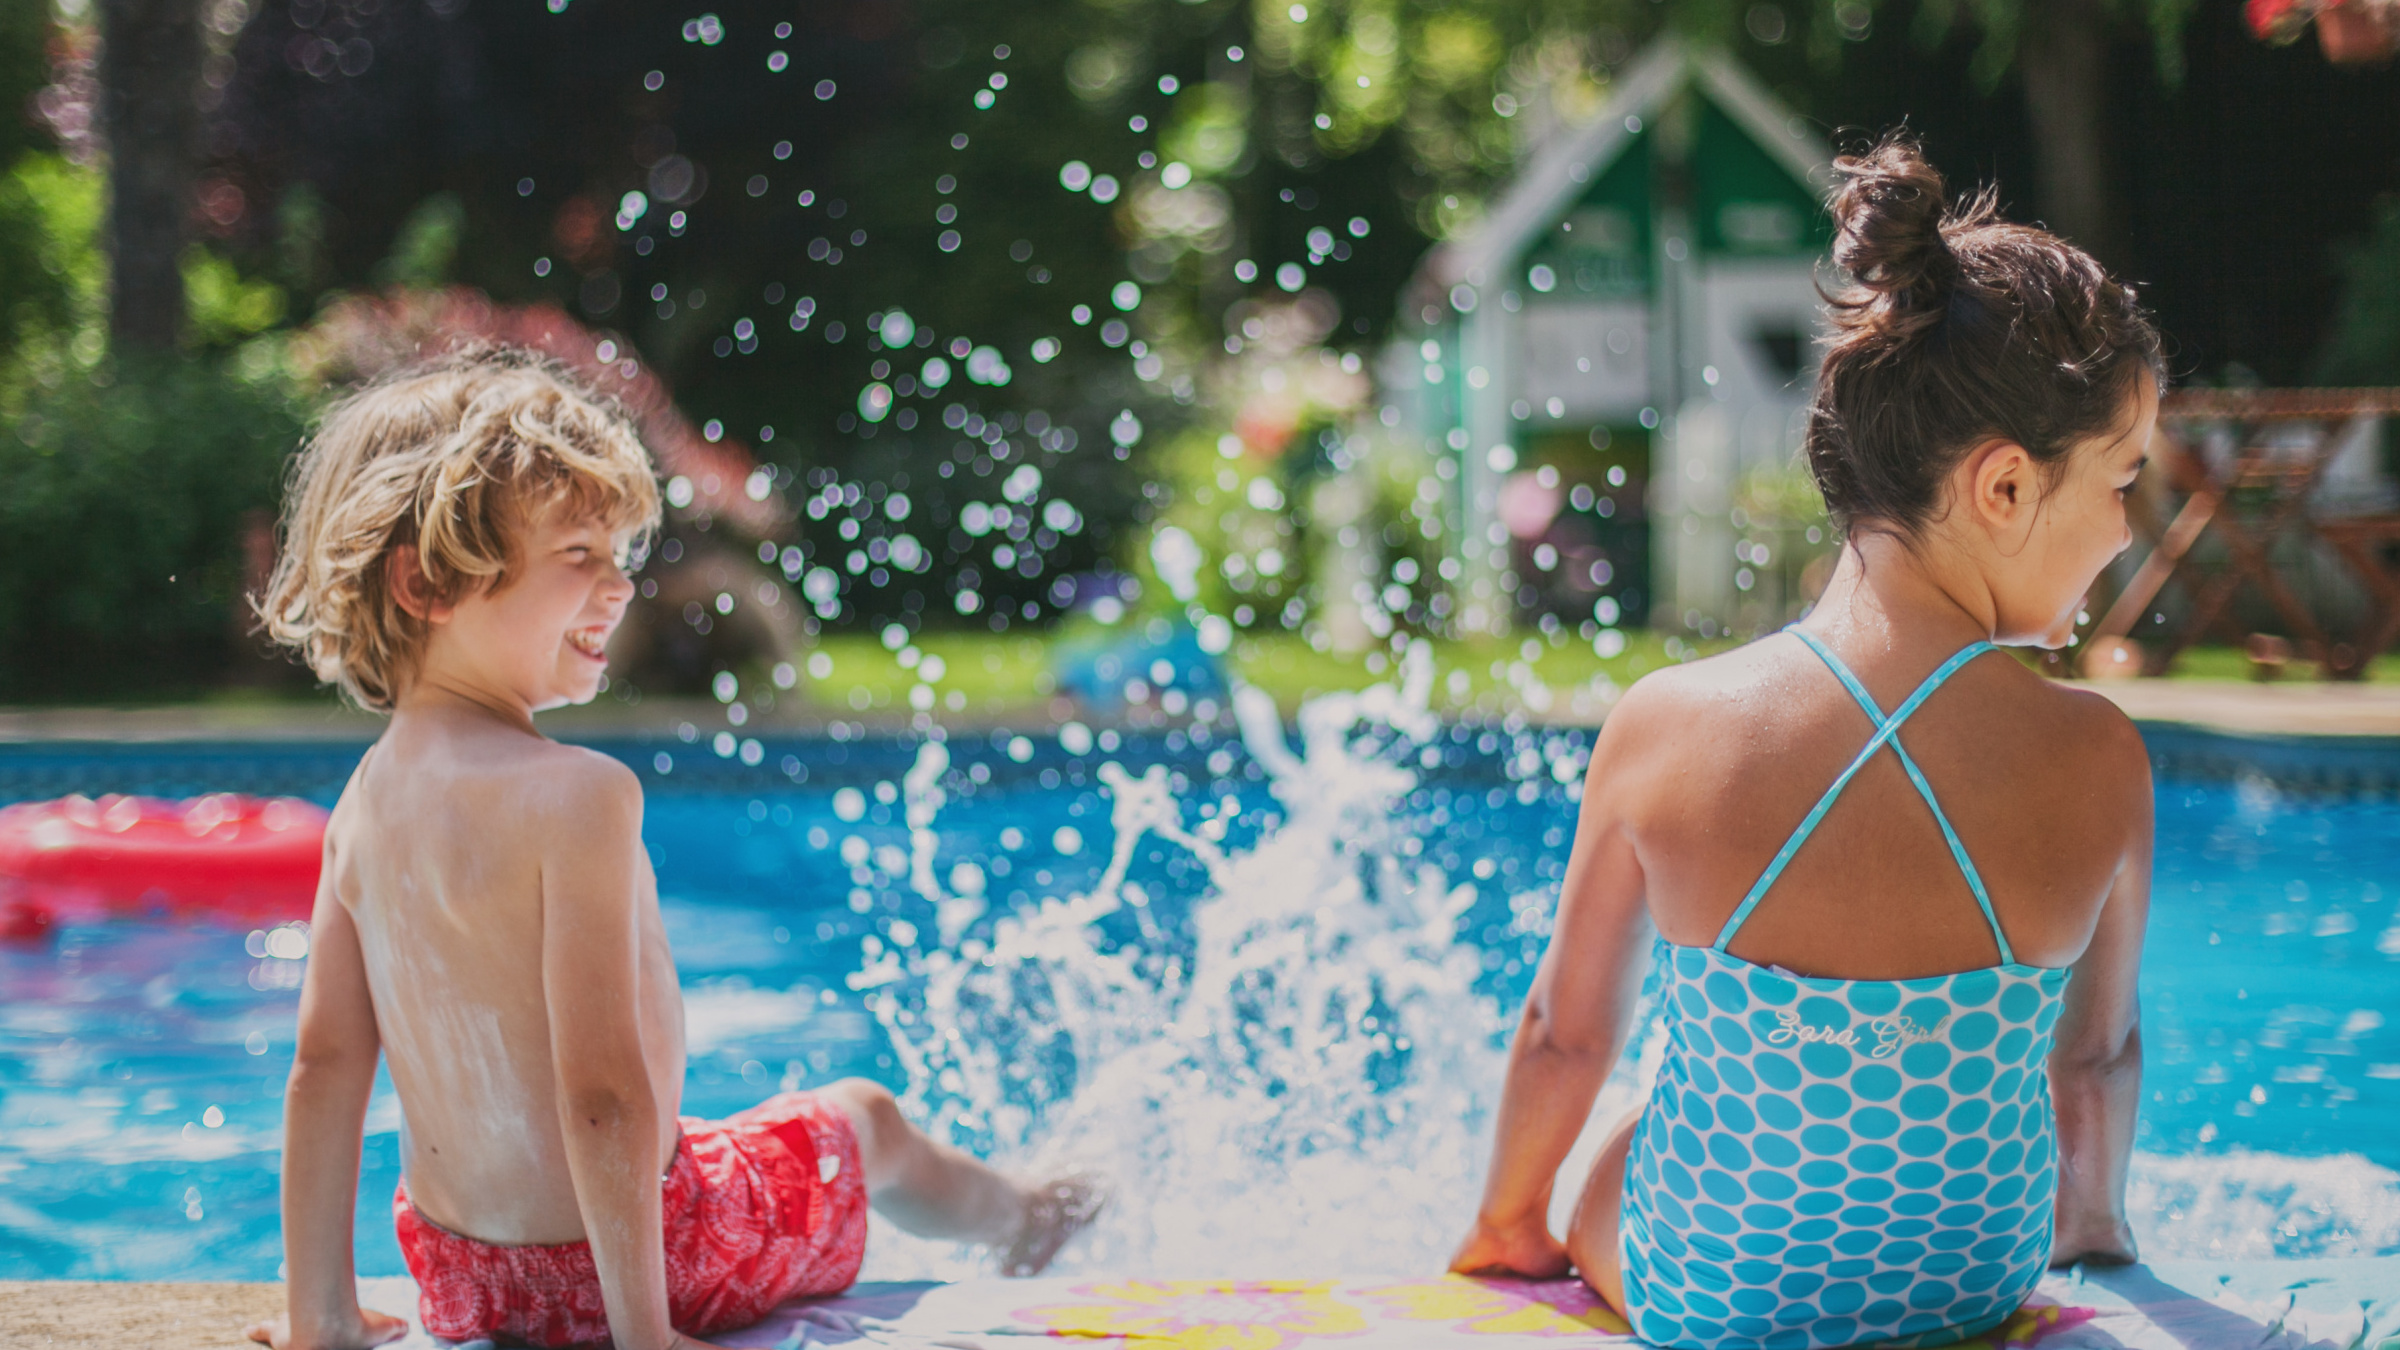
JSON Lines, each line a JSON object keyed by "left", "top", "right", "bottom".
{"left": 998, "top": 1174, "right": 1106, "bottom": 1276}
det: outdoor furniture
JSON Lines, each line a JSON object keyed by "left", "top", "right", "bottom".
{"left": 2088, "top": 388, "right": 2400, "bottom": 679}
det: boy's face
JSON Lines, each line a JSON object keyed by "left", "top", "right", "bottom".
{"left": 441, "top": 505, "right": 639, "bottom": 712}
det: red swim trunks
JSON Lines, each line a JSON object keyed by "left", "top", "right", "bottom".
{"left": 393, "top": 1091, "right": 868, "bottom": 1348}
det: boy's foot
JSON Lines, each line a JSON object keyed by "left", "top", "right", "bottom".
{"left": 997, "top": 1174, "right": 1106, "bottom": 1277}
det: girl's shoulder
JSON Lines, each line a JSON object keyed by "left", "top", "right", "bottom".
{"left": 1604, "top": 635, "right": 2148, "bottom": 787}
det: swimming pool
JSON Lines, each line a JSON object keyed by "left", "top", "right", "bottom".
{"left": 0, "top": 697, "right": 2394, "bottom": 1281}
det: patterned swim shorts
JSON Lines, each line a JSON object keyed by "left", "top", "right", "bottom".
{"left": 394, "top": 1091, "right": 868, "bottom": 1348}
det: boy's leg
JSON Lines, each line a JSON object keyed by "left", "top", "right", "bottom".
{"left": 817, "top": 1078, "right": 1099, "bottom": 1275}
{"left": 1563, "top": 1110, "right": 1639, "bottom": 1315}
{"left": 819, "top": 1078, "right": 1021, "bottom": 1242}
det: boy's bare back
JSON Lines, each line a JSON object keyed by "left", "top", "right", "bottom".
{"left": 328, "top": 711, "right": 684, "bottom": 1243}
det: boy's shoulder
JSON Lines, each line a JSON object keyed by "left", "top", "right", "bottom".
{"left": 353, "top": 731, "right": 644, "bottom": 829}
{"left": 511, "top": 738, "right": 646, "bottom": 821}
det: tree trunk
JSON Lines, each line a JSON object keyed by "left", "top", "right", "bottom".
{"left": 2018, "top": 0, "right": 2119, "bottom": 264}
{"left": 97, "top": 0, "right": 200, "bottom": 350}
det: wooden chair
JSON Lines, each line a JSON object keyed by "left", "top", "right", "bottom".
{"left": 2087, "top": 388, "right": 2400, "bottom": 680}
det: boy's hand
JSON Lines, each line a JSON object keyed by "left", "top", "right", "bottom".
{"left": 243, "top": 1306, "right": 408, "bottom": 1350}
{"left": 1449, "top": 1217, "right": 1572, "bottom": 1280}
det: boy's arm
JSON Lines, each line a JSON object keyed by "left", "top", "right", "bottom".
{"left": 250, "top": 871, "right": 406, "bottom": 1350}
{"left": 2047, "top": 729, "right": 2152, "bottom": 1267}
{"left": 541, "top": 761, "right": 685, "bottom": 1350}
{"left": 1451, "top": 694, "right": 1655, "bottom": 1276}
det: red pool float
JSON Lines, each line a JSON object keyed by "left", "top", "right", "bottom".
{"left": 0, "top": 793, "right": 328, "bottom": 936}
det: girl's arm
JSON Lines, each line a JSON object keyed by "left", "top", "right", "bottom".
{"left": 1451, "top": 705, "right": 1655, "bottom": 1276}
{"left": 2047, "top": 744, "right": 2152, "bottom": 1267}
{"left": 247, "top": 873, "right": 407, "bottom": 1350}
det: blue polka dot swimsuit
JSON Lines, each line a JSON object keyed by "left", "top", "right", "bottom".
{"left": 1618, "top": 633, "right": 2070, "bottom": 1350}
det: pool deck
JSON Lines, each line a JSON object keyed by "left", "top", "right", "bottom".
{"left": 0, "top": 1279, "right": 281, "bottom": 1349}
{"left": 5, "top": 1260, "right": 2396, "bottom": 1350}
{"left": 2080, "top": 677, "right": 2400, "bottom": 738}
{"left": 2, "top": 679, "right": 2398, "bottom": 743}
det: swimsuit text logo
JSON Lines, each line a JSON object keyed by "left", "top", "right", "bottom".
{"left": 1765, "top": 1008, "right": 1951, "bottom": 1058}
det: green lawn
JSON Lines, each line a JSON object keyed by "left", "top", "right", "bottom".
{"left": 773, "top": 626, "right": 1738, "bottom": 719}
{"left": 764, "top": 629, "right": 2395, "bottom": 722}
{"left": 2152, "top": 643, "right": 2399, "bottom": 683}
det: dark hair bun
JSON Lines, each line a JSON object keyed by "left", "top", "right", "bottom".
{"left": 1804, "top": 130, "right": 2163, "bottom": 538}
{"left": 1828, "top": 135, "right": 1960, "bottom": 306}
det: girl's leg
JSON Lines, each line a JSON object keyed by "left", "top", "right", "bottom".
{"left": 1564, "top": 1110, "right": 1642, "bottom": 1314}
{"left": 819, "top": 1078, "right": 1098, "bottom": 1275}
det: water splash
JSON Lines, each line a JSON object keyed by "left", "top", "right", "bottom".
{"left": 854, "top": 645, "right": 1560, "bottom": 1277}
{"left": 2130, "top": 1149, "right": 2400, "bottom": 1260}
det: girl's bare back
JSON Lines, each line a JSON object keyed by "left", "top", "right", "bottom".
{"left": 1609, "top": 627, "right": 2150, "bottom": 979}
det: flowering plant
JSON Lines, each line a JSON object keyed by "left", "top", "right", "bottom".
{"left": 2247, "top": 0, "right": 2315, "bottom": 41}
{"left": 2247, "top": 0, "right": 2399, "bottom": 62}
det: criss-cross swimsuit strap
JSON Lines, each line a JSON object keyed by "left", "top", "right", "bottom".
{"left": 1711, "top": 632, "right": 2014, "bottom": 964}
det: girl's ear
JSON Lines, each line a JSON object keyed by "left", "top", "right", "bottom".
{"left": 1964, "top": 439, "right": 2039, "bottom": 532}
{"left": 388, "top": 545, "right": 457, "bottom": 624}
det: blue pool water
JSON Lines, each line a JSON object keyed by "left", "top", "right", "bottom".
{"left": 0, "top": 711, "right": 2395, "bottom": 1280}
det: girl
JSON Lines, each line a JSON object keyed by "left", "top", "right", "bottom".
{"left": 1452, "top": 135, "right": 2157, "bottom": 1350}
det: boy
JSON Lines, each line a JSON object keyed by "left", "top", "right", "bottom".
{"left": 247, "top": 350, "right": 1092, "bottom": 1350}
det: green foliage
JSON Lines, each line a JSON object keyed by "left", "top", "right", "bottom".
{"left": 1244, "top": 0, "right": 1631, "bottom": 237}
{"left": 2318, "top": 195, "right": 2400, "bottom": 387}
{"left": 374, "top": 192, "right": 465, "bottom": 291}
{"left": 0, "top": 354, "right": 306, "bottom": 698}
{"left": 0, "top": 0, "right": 50, "bottom": 168}
{"left": 182, "top": 246, "right": 290, "bottom": 347}
{"left": 1138, "top": 425, "right": 1319, "bottom": 622}
{"left": 0, "top": 153, "right": 105, "bottom": 373}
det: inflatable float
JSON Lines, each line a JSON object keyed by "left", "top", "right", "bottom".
{"left": 0, "top": 793, "right": 327, "bottom": 939}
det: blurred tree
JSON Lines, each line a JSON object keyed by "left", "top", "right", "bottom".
{"left": 97, "top": 0, "right": 203, "bottom": 347}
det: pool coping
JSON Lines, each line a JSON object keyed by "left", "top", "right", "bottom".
{"left": 5, "top": 1258, "right": 2396, "bottom": 1350}
{"left": 4, "top": 679, "right": 2400, "bottom": 743}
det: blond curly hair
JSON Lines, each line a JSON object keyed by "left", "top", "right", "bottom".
{"left": 257, "top": 347, "right": 662, "bottom": 711}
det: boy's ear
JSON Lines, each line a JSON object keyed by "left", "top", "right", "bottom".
{"left": 389, "top": 545, "right": 456, "bottom": 624}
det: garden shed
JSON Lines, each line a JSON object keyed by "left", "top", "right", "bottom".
{"left": 1395, "top": 38, "right": 1835, "bottom": 636}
